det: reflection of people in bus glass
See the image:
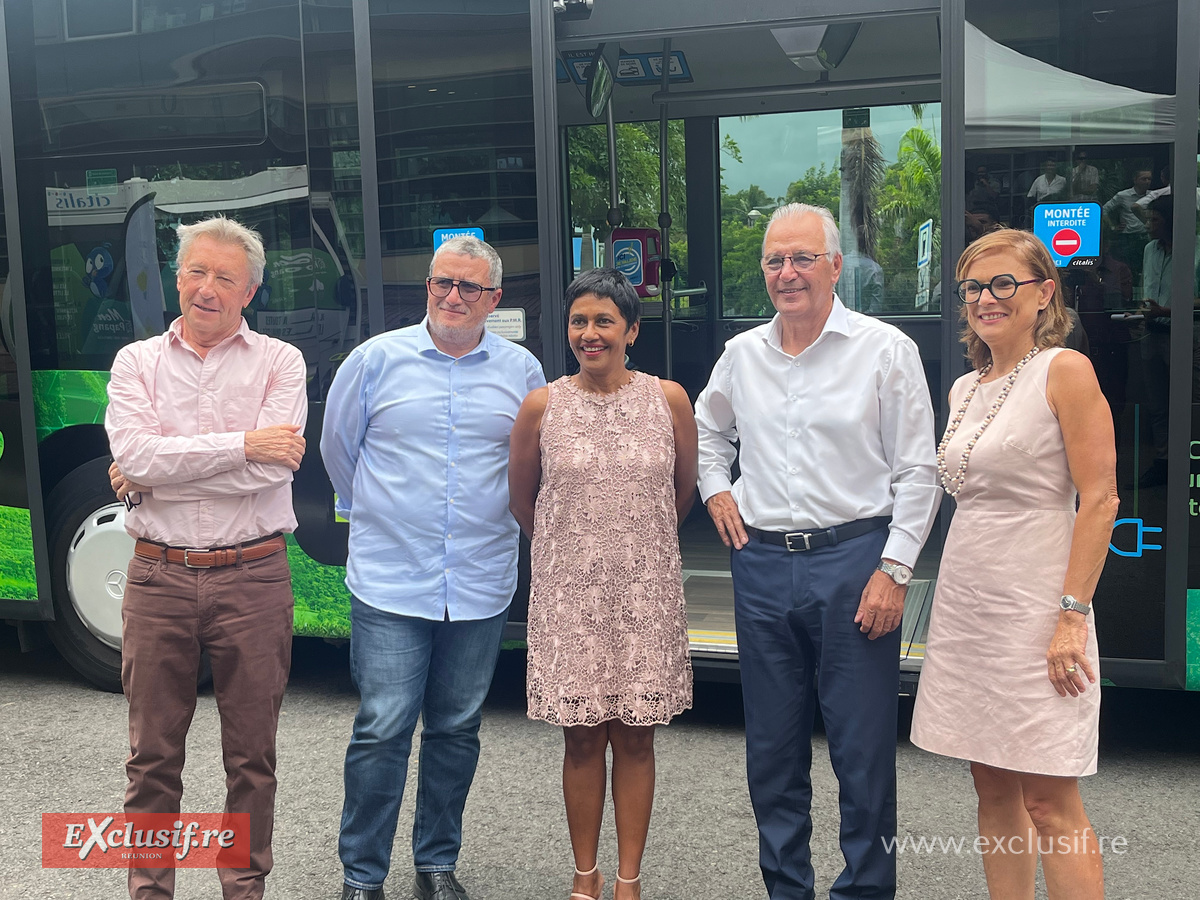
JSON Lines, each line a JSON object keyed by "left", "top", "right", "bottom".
{"left": 1027, "top": 158, "right": 1066, "bottom": 206}
{"left": 1070, "top": 150, "right": 1100, "bottom": 202}
{"left": 1138, "top": 195, "right": 1200, "bottom": 484}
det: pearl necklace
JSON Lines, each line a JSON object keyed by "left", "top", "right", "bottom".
{"left": 937, "top": 346, "right": 1041, "bottom": 497}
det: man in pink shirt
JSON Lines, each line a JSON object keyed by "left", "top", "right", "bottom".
{"left": 105, "top": 216, "right": 307, "bottom": 900}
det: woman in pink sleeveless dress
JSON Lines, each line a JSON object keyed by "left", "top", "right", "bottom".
{"left": 910, "top": 230, "right": 1118, "bottom": 900}
{"left": 509, "top": 268, "right": 697, "bottom": 900}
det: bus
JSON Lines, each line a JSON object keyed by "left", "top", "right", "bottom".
{"left": 0, "top": 0, "right": 1195, "bottom": 694}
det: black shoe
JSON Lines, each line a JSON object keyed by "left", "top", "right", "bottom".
{"left": 413, "top": 871, "right": 470, "bottom": 900}
{"left": 341, "top": 885, "right": 385, "bottom": 900}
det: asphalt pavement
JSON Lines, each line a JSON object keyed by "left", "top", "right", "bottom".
{"left": 2, "top": 630, "right": 1198, "bottom": 900}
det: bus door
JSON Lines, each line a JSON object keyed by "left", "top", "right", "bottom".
{"left": 551, "top": 3, "right": 945, "bottom": 681}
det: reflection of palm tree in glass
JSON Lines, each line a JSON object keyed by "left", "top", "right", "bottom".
{"left": 879, "top": 125, "right": 942, "bottom": 311}
{"left": 880, "top": 126, "right": 942, "bottom": 258}
{"left": 839, "top": 121, "right": 885, "bottom": 311}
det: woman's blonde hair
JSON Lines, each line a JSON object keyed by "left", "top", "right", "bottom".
{"left": 955, "top": 229, "right": 1071, "bottom": 370}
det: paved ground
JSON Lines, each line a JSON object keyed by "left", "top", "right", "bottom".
{"left": 2, "top": 631, "right": 1198, "bottom": 900}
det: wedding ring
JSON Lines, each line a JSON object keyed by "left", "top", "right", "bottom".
{"left": 1066, "top": 666, "right": 1077, "bottom": 673}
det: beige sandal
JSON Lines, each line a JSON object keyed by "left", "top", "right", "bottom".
{"left": 570, "top": 863, "right": 604, "bottom": 900}
{"left": 616, "top": 872, "right": 641, "bottom": 895}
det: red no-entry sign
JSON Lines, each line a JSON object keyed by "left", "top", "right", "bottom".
{"left": 1052, "top": 228, "right": 1081, "bottom": 256}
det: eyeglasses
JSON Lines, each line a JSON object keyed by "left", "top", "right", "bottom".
{"left": 427, "top": 277, "right": 497, "bottom": 303}
{"left": 956, "top": 274, "right": 1041, "bottom": 303}
{"left": 761, "top": 252, "right": 829, "bottom": 273}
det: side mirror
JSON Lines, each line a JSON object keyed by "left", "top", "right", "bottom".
{"left": 585, "top": 45, "right": 614, "bottom": 120}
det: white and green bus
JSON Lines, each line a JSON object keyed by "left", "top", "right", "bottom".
{"left": 1, "top": 0, "right": 1196, "bottom": 693}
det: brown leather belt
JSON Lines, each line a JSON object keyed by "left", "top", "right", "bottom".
{"left": 134, "top": 534, "right": 286, "bottom": 568}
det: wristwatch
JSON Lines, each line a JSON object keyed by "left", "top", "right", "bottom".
{"left": 877, "top": 561, "right": 913, "bottom": 585}
{"left": 1059, "top": 594, "right": 1091, "bottom": 616}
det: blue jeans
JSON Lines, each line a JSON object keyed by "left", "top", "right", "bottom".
{"left": 339, "top": 597, "right": 507, "bottom": 891}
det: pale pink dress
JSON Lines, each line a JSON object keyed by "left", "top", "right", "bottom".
{"left": 910, "top": 348, "right": 1101, "bottom": 776}
{"left": 526, "top": 372, "right": 693, "bottom": 726}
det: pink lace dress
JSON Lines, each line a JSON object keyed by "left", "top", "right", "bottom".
{"left": 526, "top": 372, "right": 693, "bottom": 726}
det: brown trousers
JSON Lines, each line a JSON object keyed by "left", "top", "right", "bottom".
{"left": 121, "top": 549, "right": 294, "bottom": 900}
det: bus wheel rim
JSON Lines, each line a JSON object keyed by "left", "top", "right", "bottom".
{"left": 65, "top": 502, "right": 134, "bottom": 651}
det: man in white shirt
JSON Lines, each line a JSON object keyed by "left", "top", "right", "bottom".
{"left": 1027, "top": 158, "right": 1066, "bottom": 206}
{"left": 1102, "top": 168, "right": 1152, "bottom": 235}
{"left": 1070, "top": 150, "right": 1100, "bottom": 202}
{"left": 694, "top": 203, "right": 940, "bottom": 900}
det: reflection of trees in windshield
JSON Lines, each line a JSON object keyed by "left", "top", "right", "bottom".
{"left": 721, "top": 114, "right": 943, "bottom": 318}
{"left": 568, "top": 121, "right": 688, "bottom": 281}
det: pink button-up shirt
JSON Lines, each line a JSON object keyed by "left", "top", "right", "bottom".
{"left": 106, "top": 318, "right": 308, "bottom": 548}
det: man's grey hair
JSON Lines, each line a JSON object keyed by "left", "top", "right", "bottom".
{"left": 762, "top": 203, "right": 842, "bottom": 259}
{"left": 430, "top": 235, "right": 503, "bottom": 288}
{"left": 176, "top": 216, "right": 267, "bottom": 286}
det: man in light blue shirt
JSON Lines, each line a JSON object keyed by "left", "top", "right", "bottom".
{"left": 322, "top": 236, "right": 545, "bottom": 900}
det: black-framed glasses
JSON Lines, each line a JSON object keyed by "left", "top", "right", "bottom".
{"left": 956, "top": 275, "right": 1041, "bottom": 303}
{"left": 426, "top": 277, "right": 497, "bottom": 303}
{"left": 761, "top": 252, "right": 829, "bottom": 273}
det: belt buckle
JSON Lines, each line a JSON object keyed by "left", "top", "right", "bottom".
{"left": 784, "top": 531, "right": 812, "bottom": 552}
{"left": 183, "top": 548, "right": 212, "bottom": 568}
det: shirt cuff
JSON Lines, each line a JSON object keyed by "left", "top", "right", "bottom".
{"left": 882, "top": 531, "right": 923, "bottom": 569}
{"left": 697, "top": 474, "right": 733, "bottom": 504}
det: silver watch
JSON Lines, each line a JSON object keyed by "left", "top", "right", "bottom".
{"left": 1060, "top": 594, "right": 1091, "bottom": 616}
{"left": 877, "top": 561, "right": 913, "bottom": 585}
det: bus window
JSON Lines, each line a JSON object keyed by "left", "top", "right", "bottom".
{"left": 368, "top": 2, "right": 544, "bottom": 362}
{"left": 0, "top": 158, "right": 38, "bottom": 604}
{"left": 719, "top": 104, "right": 943, "bottom": 319}
{"left": 964, "top": 0, "right": 1179, "bottom": 664}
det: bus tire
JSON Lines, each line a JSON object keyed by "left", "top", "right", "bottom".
{"left": 45, "top": 459, "right": 214, "bottom": 692}
{"left": 45, "top": 457, "right": 129, "bottom": 692}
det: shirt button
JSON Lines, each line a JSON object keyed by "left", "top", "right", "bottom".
{"left": 451, "top": 426, "right": 457, "bottom": 432}
{"left": 450, "top": 462, "right": 456, "bottom": 467}
{"left": 789, "top": 430, "right": 797, "bottom": 438}
{"left": 453, "top": 391, "right": 458, "bottom": 397}
{"left": 447, "top": 533, "right": 453, "bottom": 539}
{"left": 449, "top": 499, "right": 455, "bottom": 504}
{"left": 789, "top": 395, "right": 797, "bottom": 402}
{"left": 790, "top": 467, "right": 798, "bottom": 474}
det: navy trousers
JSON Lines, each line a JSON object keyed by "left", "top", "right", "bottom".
{"left": 732, "top": 529, "right": 898, "bottom": 900}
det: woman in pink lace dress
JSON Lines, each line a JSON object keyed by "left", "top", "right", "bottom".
{"left": 509, "top": 268, "right": 697, "bottom": 900}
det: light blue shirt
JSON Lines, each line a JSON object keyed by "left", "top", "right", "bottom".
{"left": 321, "top": 320, "right": 546, "bottom": 619}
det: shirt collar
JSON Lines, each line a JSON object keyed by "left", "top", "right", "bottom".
{"left": 418, "top": 316, "right": 492, "bottom": 359}
{"left": 763, "top": 293, "right": 850, "bottom": 353}
{"left": 166, "top": 316, "right": 254, "bottom": 352}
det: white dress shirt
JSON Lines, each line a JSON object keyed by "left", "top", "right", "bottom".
{"left": 1102, "top": 187, "right": 1148, "bottom": 233}
{"left": 1027, "top": 173, "right": 1066, "bottom": 202}
{"left": 694, "top": 297, "right": 940, "bottom": 567}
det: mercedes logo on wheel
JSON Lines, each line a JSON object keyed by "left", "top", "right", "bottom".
{"left": 105, "top": 569, "right": 128, "bottom": 599}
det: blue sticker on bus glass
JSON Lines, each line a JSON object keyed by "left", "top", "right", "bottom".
{"left": 433, "top": 227, "right": 484, "bottom": 248}
{"left": 1033, "top": 203, "right": 1101, "bottom": 268}
{"left": 612, "top": 239, "right": 643, "bottom": 286}
{"left": 83, "top": 246, "right": 114, "bottom": 298}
